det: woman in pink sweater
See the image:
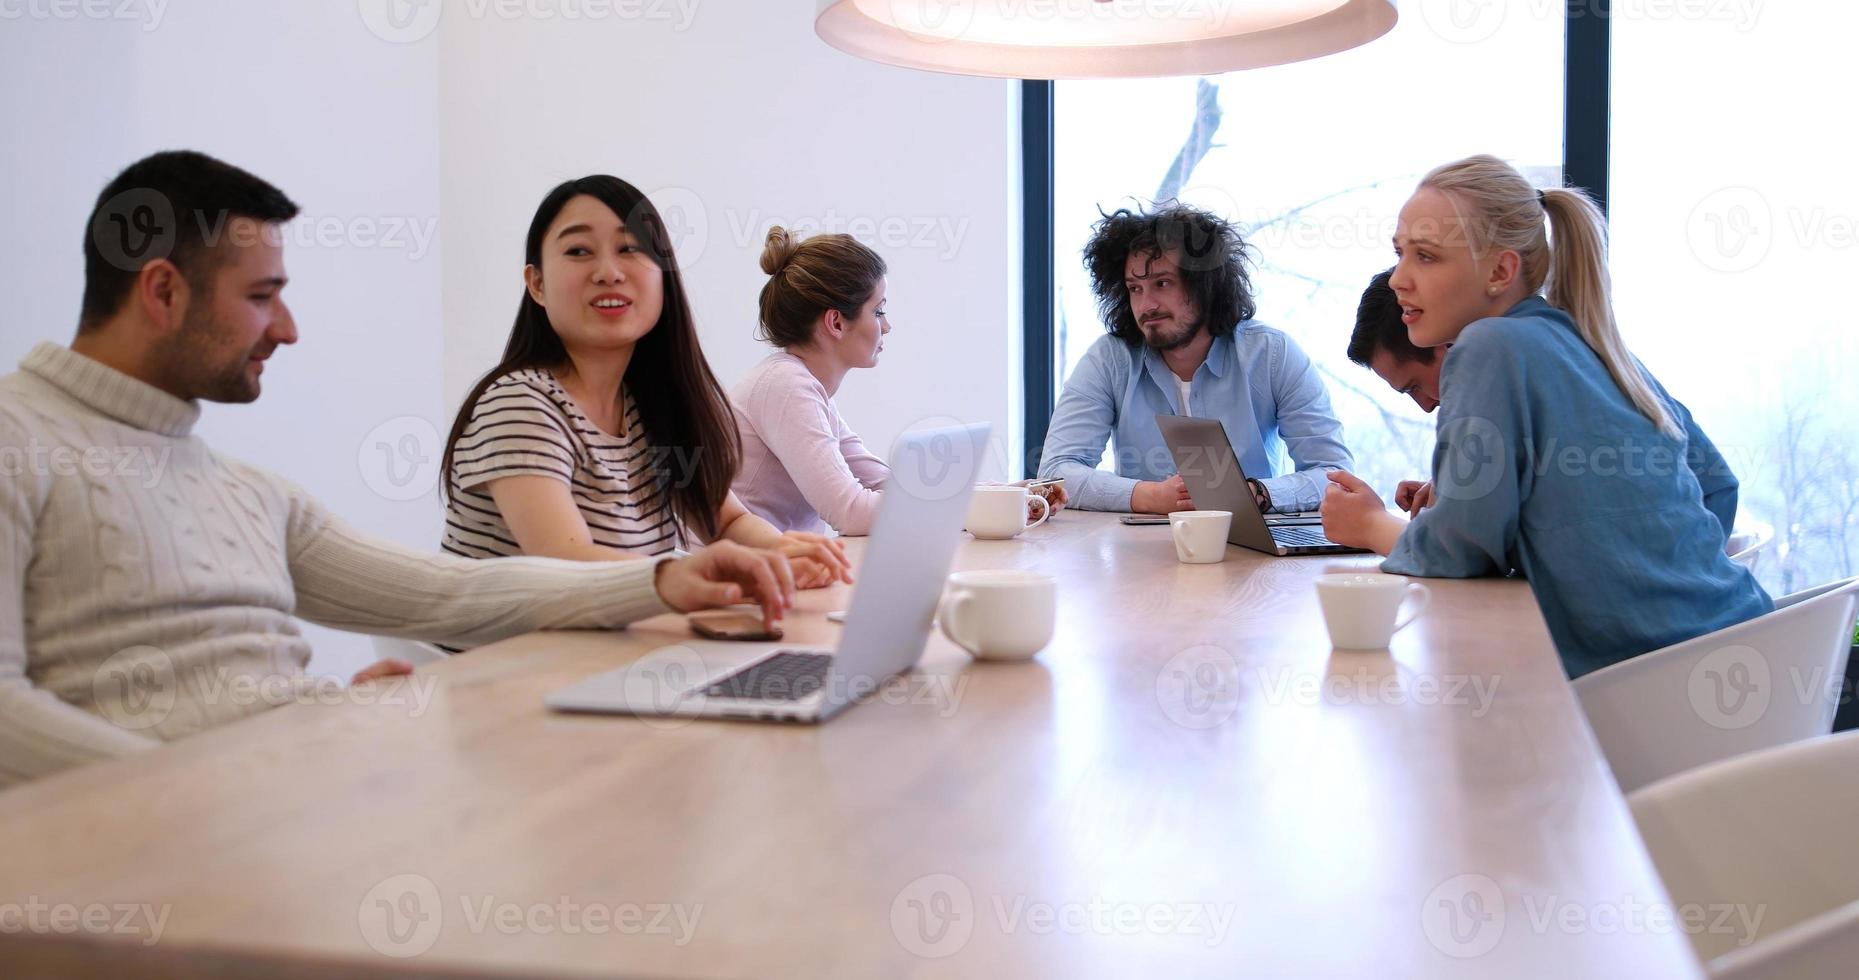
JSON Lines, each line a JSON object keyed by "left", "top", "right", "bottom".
{"left": 732, "top": 229, "right": 1066, "bottom": 536}
{"left": 730, "top": 228, "right": 893, "bottom": 535}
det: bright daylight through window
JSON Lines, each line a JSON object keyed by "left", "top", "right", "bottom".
{"left": 1055, "top": 1, "right": 1858, "bottom": 597}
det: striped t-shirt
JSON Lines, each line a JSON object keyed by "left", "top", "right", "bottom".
{"left": 442, "top": 368, "right": 689, "bottom": 559}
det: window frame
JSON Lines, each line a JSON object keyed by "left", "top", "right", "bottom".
{"left": 1019, "top": 1, "right": 1612, "bottom": 475}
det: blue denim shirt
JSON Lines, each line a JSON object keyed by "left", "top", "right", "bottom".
{"left": 1383, "top": 297, "right": 1773, "bottom": 678}
{"left": 1038, "top": 323, "right": 1353, "bottom": 512}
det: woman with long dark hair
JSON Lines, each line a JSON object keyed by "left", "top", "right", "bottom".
{"left": 440, "top": 176, "right": 849, "bottom": 588}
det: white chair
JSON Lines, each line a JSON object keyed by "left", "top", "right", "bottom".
{"left": 1780, "top": 580, "right": 1859, "bottom": 734}
{"left": 1712, "top": 903, "right": 1859, "bottom": 980}
{"left": 1726, "top": 523, "right": 1774, "bottom": 572}
{"left": 1573, "top": 577, "right": 1859, "bottom": 794}
{"left": 1628, "top": 730, "right": 1859, "bottom": 976}
{"left": 1776, "top": 577, "right": 1859, "bottom": 610}
{"left": 371, "top": 634, "right": 450, "bottom": 666}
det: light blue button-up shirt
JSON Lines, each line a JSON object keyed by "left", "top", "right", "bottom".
{"left": 1037, "top": 323, "right": 1353, "bottom": 512}
{"left": 1383, "top": 297, "right": 1773, "bottom": 678}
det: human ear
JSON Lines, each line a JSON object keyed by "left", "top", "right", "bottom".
{"left": 138, "top": 259, "right": 188, "bottom": 333}
{"left": 1485, "top": 250, "right": 1522, "bottom": 297}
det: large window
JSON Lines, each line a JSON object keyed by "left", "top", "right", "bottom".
{"left": 1046, "top": 9, "right": 1566, "bottom": 501}
{"left": 1612, "top": 4, "right": 1859, "bottom": 595}
{"left": 1031, "top": 3, "right": 1854, "bottom": 597}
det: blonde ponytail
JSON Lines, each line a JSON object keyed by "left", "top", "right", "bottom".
{"left": 1419, "top": 155, "right": 1676, "bottom": 436}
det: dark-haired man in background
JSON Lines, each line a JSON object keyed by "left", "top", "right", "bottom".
{"left": 1345, "top": 268, "right": 1446, "bottom": 515}
{"left": 1346, "top": 268, "right": 1445, "bottom": 415}
{"left": 1038, "top": 204, "right": 1352, "bottom": 514}
{"left": 0, "top": 150, "right": 798, "bottom": 788}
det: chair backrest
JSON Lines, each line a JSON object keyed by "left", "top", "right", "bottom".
{"left": 1628, "top": 730, "right": 1859, "bottom": 969}
{"left": 1711, "top": 900, "right": 1859, "bottom": 980}
{"left": 1726, "top": 524, "right": 1774, "bottom": 571}
{"left": 1776, "top": 577, "right": 1859, "bottom": 612}
{"left": 371, "top": 634, "right": 450, "bottom": 666}
{"left": 1574, "top": 578, "right": 1859, "bottom": 794}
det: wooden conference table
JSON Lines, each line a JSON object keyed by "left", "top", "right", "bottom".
{"left": 0, "top": 511, "right": 1702, "bottom": 978}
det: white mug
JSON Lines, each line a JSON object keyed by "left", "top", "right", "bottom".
{"left": 1315, "top": 574, "right": 1432, "bottom": 650}
{"left": 937, "top": 570, "right": 1056, "bottom": 661}
{"left": 1168, "top": 510, "right": 1232, "bottom": 564}
{"left": 966, "top": 485, "right": 1050, "bottom": 540}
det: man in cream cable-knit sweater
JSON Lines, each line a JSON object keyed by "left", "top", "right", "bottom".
{"left": 0, "top": 151, "right": 799, "bottom": 789}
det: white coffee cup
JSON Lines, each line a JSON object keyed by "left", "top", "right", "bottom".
{"left": 937, "top": 570, "right": 1056, "bottom": 661}
{"left": 965, "top": 485, "right": 1050, "bottom": 540}
{"left": 1315, "top": 574, "right": 1432, "bottom": 650}
{"left": 1168, "top": 510, "right": 1232, "bottom": 564}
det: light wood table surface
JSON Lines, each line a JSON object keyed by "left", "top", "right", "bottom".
{"left": 0, "top": 511, "right": 1702, "bottom": 979}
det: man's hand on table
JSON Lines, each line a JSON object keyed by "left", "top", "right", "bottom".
{"left": 1012, "top": 479, "right": 1069, "bottom": 521}
{"left": 655, "top": 541, "right": 798, "bottom": 631}
{"left": 1131, "top": 474, "right": 1193, "bottom": 514}
{"left": 351, "top": 659, "right": 414, "bottom": 685}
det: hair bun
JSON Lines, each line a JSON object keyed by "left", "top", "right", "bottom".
{"left": 760, "top": 226, "right": 800, "bottom": 275}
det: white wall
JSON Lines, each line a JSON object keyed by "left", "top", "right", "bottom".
{"left": 436, "top": 1, "right": 1022, "bottom": 480}
{"left": 2, "top": 0, "right": 445, "bottom": 678}
{"left": 0, "top": 15, "right": 139, "bottom": 370}
{"left": 2, "top": 0, "right": 1020, "bottom": 678}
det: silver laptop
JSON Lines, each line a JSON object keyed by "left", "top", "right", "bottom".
{"left": 545, "top": 422, "right": 990, "bottom": 724}
{"left": 1154, "top": 414, "right": 1366, "bottom": 557}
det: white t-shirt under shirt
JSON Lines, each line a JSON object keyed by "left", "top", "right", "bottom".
{"left": 1176, "top": 377, "right": 1193, "bottom": 417}
{"left": 442, "top": 368, "right": 690, "bottom": 559}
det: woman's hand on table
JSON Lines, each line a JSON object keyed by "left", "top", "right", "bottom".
{"left": 1320, "top": 471, "right": 1406, "bottom": 556}
{"left": 773, "top": 531, "right": 853, "bottom": 589}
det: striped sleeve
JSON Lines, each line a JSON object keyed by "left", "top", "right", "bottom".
{"left": 451, "top": 379, "right": 577, "bottom": 491}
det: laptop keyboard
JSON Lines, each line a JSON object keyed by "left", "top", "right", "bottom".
{"left": 1271, "top": 524, "right": 1339, "bottom": 548}
{"left": 701, "top": 652, "right": 833, "bottom": 701}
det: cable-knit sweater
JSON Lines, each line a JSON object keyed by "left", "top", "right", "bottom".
{"left": 0, "top": 342, "right": 672, "bottom": 788}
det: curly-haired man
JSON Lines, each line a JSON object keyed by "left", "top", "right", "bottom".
{"left": 1038, "top": 204, "right": 1352, "bottom": 514}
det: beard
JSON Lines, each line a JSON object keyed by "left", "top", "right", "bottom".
{"left": 1139, "top": 312, "right": 1201, "bottom": 352}
{"left": 151, "top": 299, "right": 266, "bottom": 404}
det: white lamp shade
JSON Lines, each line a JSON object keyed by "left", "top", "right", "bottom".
{"left": 815, "top": 0, "right": 1399, "bottom": 79}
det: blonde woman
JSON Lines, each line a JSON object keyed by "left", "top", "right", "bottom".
{"left": 1320, "top": 155, "right": 1772, "bottom": 677}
